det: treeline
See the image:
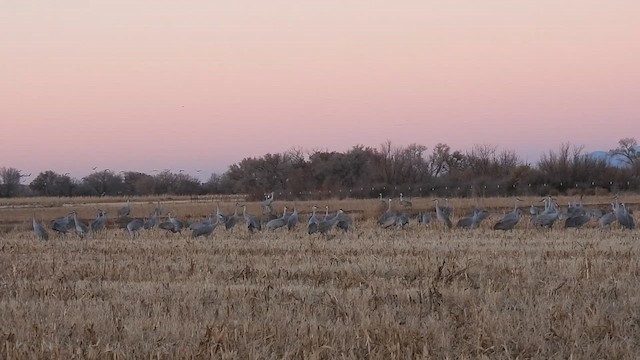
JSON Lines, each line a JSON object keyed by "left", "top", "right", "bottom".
{"left": 1, "top": 138, "right": 639, "bottom": 199}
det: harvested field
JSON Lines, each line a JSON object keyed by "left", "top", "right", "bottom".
{"left": 1, "top": 196, "right": 639, "bottom": 358}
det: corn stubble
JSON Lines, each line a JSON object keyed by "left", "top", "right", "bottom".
{"left": 1, "top": 200, "right": 640, "bottom": 358}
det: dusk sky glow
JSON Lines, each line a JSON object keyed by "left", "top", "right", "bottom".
{"left": 2, "top": 1, "right": 639, "bottom": 181}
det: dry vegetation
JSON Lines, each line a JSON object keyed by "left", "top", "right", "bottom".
{"left": 1, "top": 195, "right": 639, "bottom": 358}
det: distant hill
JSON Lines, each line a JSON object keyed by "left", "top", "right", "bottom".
{"left": 588, "top": 146, "right": 640, "bottom": 167}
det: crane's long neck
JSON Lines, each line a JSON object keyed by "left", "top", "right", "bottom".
{"left": 331, "top": 211, "right": 343, "bottom": 225}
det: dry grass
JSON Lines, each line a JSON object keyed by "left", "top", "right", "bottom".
{"left": 1, "top": 196, "right": 639, "bottom": 358}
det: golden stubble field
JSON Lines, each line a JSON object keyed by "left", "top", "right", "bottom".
{"left": 1, "top": 195, "right": 639, "bottom": 359}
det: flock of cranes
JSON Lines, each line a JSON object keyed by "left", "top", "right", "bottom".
{"left": 377, "top": 194, "right": 635, "bottom": 232}
{"left": 28, "top": 193, "right": 637, "bottom": 241}
{"left": 30, "top": 193, "right": 354, "bottom": 241}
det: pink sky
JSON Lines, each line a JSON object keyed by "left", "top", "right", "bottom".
{"left": 1, "top": 1, "right": 639, "bottom": 181}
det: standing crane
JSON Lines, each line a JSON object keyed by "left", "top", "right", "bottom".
{"left": 266, "top": 207, "right": 288, "bottom": 231}
{"left": 457, "top": 209, "right": 480, "bottom": 229}
{"left": 434, "top": 199, "right": 452, "bottom": 229}
{"left": 317, "top": 209, "right": 344, "bottom": 235}
{"left": 416, "top": 211, "right": 432, "bottom": 225}
{"left": 287, "top": 206, "right": 299, "bottom": 231}
{"left": 533, "top": 197, "right": 560, "bottom": 228}
{"left": 262, "top": 192, "right": 275, "bottom": 214}
{"left": 32, "top": 216, "right": 49, "bottom": 241}
{"left": 308, "top": 206, "right": 320, "bottom": 234}
{"left": 493, "top": 198, "right": 522, "bottom": 231}
{"left": 118, "top": 199, "right": 131, "bottom": 217}
{"left": 399, "top": 193, "right": 412, "bottom": 207}
{"left": 225, "top": 203, "right": 241, "bottom": 231}
{"left": 90, "top": 210, "right": 108, "bottom": 233}
{"left": 241, "top": 204, "right": 262, "bottom": 233}
{"left": 378, "top": 198, "right": 396, "bottom": 228}
{"left": 127, "top": 218, "right": 144, "bottom": 239}
{"left": 50, "top": 213, "right": 74, "bottom": 235}
{"left": 598, "top": 204, "right": 617, "bottom": 230}
{"left": 72, "top": 211, "right": 88, "bottom": 239}
{"left": 191, "top": 215, "right": 220, "bottom": 238}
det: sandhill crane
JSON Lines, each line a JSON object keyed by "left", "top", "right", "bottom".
{"left": 336, "top": 211, "right": 353, "bottom": 232}
{"left": 159, "top": 220, "right": 180, "bottom": 234}
{"left": 158, "top": 213, "right": 184, "bottom": 234}
{"left": 564, "top": 213, "right": 592, "bottom": 229}
{"left": 168, "top": 213, "right": 185, "bottom": 233}
{"left": 399, "top": 193, "right": 412, "bottom": 207}
{"left": 191, "top": 215, "right": 220, "bottom": 238}
{"left": 143, "top": 211, "right": 159, "bottom": 230}
{"left": 598, "top": 204, "right": 617, "bottom": 230}
{"left": 416, "top": 211, "right": 432, "bottom": 225}
{"left": 262, "top": 192, "right": 275, "bottom": 213}
{"left": 127, "top": 218, "right": 144, "bottom": 238}
{"left": 50, "top": 213, "right": 74, "bottom": 235}
{"left": 225, "top": 203, "right": 241, "bottom": 231}
{"left": 216, "top": 202, "right": 228, "bottom": 224}
{"left": 440, "top": 198, "right": 453, "bottom": 218}
{"left": 118, "top": 199, "right": 131, "bottom": 217}
{"left": 533, "top": 197, "right": 560, "bottom": 228}
{"left": 493, "top": 198, "right": 522, "bottom": 231}
{"left": 378, "top": 198, "right": 396, "bottom": 228}
{"left": 529, "top": 204, "right": 541, "bottom": 216}
{"left": 317, "top": 209, "right": 344, "bottom": 235}
{"left": 72, "top": 211, "right": 88, "bottom": 239}
{"left": 620, "top": 204, "right": 635, "bottom": 229}
{"left": 241, "top": 204, "right": 262, "bottom": 232}
{"left": 567, "top": 201, "right": 586, "bottom": 218}
{"left": 266, "top": 207, "right": 288, "bottom": 231}
{"left": 323, "top": 205, "right": 333, "bottom": 221}
{"left": 90, "top": 210, "right": 108, "bottom": 233}
{"left": 434, "top": 199, "right": 452, "bottom": 229}
{"left": 474, "top": 208, "right": 491, "bottom": 225}
{"left": 33, "top": 216, "right": 49, "bottom": 241}
{"left": 614, "top": 198, "right": 635, "bottom": 230}
{"left": 287, "top": 206, "right": 299, "bottom": 231}
{"left": 457, "top": 209, "right": 480, "bottom": 229}
{"left": 395, "top": 212, "right": 409, "bottom": 227}
{"left": 308, "top": 206, "right": 319, "bottom": 234}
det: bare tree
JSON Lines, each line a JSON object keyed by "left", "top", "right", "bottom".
{"left": 610, "top": 137, "right": 638, "bottom": 166}
{"left": 82, "top": 170, "right": 125, "bottom": 196}
{"left": 465, "top": 144, "right": 498, "bottom": 176}
{"left": 29, "top": 171, "right": 73, "bottom": 196}
{"left": 428, "top": 143, "right": 452, "bottom": 177}
{"left": 0, "top": 167, "right": 23, "bottom": 197}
